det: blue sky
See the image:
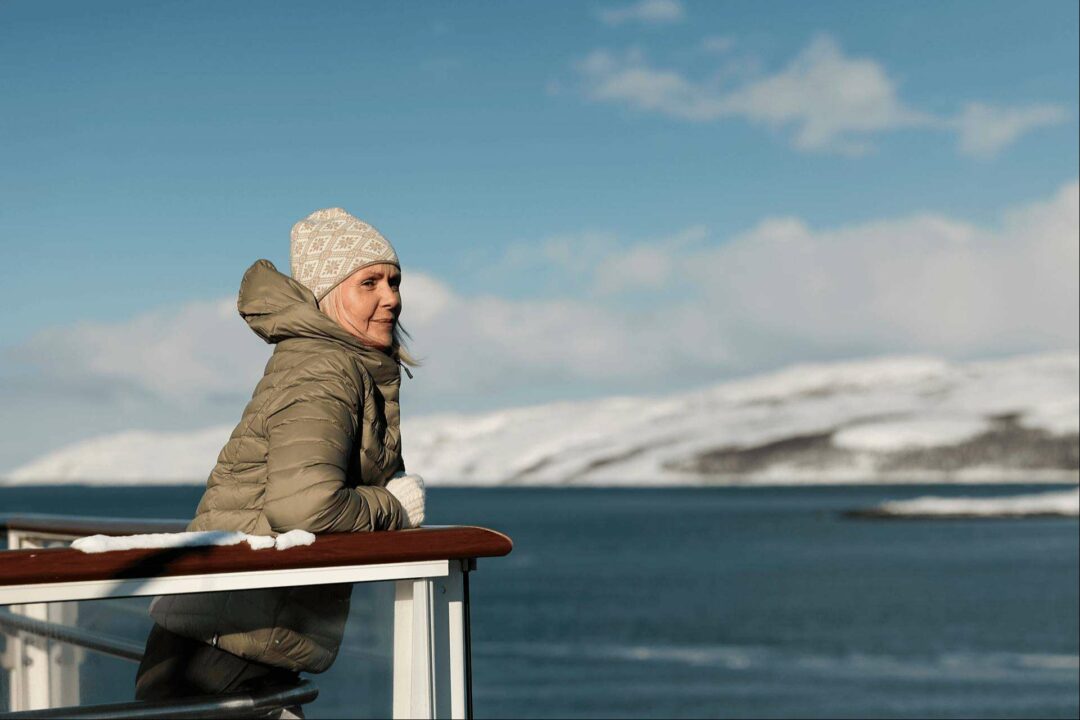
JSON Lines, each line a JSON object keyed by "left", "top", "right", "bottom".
{"left": 0, "top": 0, "right": 1077, "bottom": 471}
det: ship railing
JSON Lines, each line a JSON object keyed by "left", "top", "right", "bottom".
{"left": 0, "top": 514, "right": 512, "bottom": 719}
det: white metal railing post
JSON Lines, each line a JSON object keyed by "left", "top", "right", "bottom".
{"left": 392, "top": 579, "right": 416, "bottom": 718}
{"left": 432, "top": 560, "right": 468, "bottom": 719}
{"left": 412, "top": 578, "right": 436, "bottom": 718}
{"left": 392, "top": 561, "right": 469, "bottom": 720}
{"left": 391, "top": 576, "right": 437, "bottom": 719}
{"left": 3, "top": 532, "right": 82, "bottom": 711}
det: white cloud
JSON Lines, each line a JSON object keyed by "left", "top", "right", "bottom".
{"left": 700, "top": 35, "right": 734, "bottom": 54}
{"left": 597, "top": 0, "right": 684, "bottom": 26}
{"left": 722, "top": 35, "right": 931, "bottom": 153}
{"left": 406, "top": 182, "right": 1077, "bottom": 395}
{"left": 496, "top": 229, "right": 620, "bottom": 280}
{"left": 15, "top": 299, "right": 270, "bottom": 405}
{"left": 577, "top": 35, "right": 927, "bottom": 153}
{"left": 402, "top": 276, "right": 677, "bottom": 394}
{"left": 594, "top": 243, "right": 673, "bottom": 294}
{"left": 593, "top": 224, "right": 706, "bottom": 294}
{"left": 575, "top": 34, "right": 1067, "bottom": 156}
{"left": 399, "top": 271, "right": 455, "bottom": 326}
{"left": 578, "top": 47, "right": 727, "bottom": 120}
{"left": 688, "top": 180, "right": 1079, "bottom": 356}
{"left": 954, "top": 102, "right": 1069, "bottom": 158}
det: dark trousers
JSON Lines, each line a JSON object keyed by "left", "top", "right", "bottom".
{"left": 135, "top": 623, "right": 301, "bottom": 703}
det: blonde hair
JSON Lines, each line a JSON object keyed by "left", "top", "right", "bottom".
{"left": 393, "top": 325, "right": 420, "bottom": 368}
{"left": 318, "top": 271, "right": 420, "bottom": 369}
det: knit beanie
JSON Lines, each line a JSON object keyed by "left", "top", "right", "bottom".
{"left": 290, "top": 207, "right": 400, "bottom": 302}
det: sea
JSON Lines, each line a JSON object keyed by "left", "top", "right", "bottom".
{"left": 1, "top": 484, "right": 1077, "bottom": 719}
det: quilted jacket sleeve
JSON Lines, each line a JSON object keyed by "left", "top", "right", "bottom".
{"left": 262, "top": 360, "right": 405, "bottom": 534}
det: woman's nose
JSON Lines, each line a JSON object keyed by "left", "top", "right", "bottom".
{"left": 381, "top": 284, "right": 401, "bottom": 310}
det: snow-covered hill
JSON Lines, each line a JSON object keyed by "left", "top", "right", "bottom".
{"left": 4, "top": 352, "right": 1077, "bottom": 486}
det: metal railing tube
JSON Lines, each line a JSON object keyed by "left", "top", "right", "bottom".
{"left": 0, "top": 609, "right": 144, "bottom": 663}
{"left": 0, "top": 679, "right": 318, "bottom": 719}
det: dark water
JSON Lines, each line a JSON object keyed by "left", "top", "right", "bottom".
{"left": 1, "top": 484, "right": 1077, "bottom": 718}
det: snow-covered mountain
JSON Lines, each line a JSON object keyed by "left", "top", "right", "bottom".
{"left": 4, "top": 352, "right": 1078, "bottom": 486}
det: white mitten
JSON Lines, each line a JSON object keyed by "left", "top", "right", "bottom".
{"left": 385, "top": 473, "right": 426, "bottom": 528}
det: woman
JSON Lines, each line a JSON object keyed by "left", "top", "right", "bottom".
{"left": 135, "top": 207, "right": 425, "bottom": 704}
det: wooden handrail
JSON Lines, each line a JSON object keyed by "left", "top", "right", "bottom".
{"left": 1, "top": 514, "right": 188, "bottom": 537}
{"left": 0, "top": 526, "right": 512, "bottom": 587}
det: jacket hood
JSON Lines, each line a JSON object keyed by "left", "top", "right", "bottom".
{"left": 237, "top": 259, "right": 395, "bottom": 370}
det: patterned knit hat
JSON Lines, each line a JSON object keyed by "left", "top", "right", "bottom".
{"left": 290, "top": 207, "right": 400, "bottom": 302}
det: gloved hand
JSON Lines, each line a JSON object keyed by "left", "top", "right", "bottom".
{"left": 385, "top": 473, "right": 425, "bottom": 528}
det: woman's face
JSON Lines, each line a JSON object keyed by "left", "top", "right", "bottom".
{"left": 322, "top": 263, "right": 402, "bottom": 350}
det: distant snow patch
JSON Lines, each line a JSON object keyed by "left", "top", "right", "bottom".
{"left": 1021, "top": 398, "right": 1080, "bottom": 436}
{"left": 70, "top": 529, "right": 316, "bottom": 553}
{"left": 834, "top": 417, "right": 990, "bottom": 451}
{"left": 853, "top": 489, "right": 1079, "bottom": 519}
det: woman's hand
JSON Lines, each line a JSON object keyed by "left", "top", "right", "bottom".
{"left": 385, "top": 473, "right": 426, "bottom": 528}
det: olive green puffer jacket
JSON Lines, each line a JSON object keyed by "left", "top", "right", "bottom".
{"left": 150, "top": 258, "right": 408, "bottom": 673}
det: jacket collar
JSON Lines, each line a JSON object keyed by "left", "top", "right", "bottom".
{"left": 237, "top": 259, "right": 399, "bottom": 379}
